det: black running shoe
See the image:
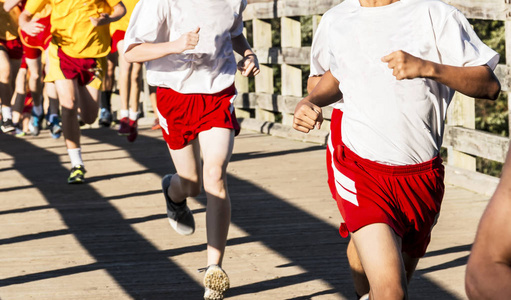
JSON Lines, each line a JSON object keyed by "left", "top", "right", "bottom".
{"left": 68, "top": 165, "right": 86, "bottom": 184}
{"left": 161, "top": 174, "right": 195, "bottom": 235}
{"left": 1, "top": 119, "right": 15, "bottom": 133}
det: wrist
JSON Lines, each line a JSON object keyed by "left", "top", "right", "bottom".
{"left": 243, "top": 52, "right": 256, "bottom": 59}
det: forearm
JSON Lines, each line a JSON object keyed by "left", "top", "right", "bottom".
{"left": 426, "top": 62, "right": 500, "bottom": 100}
{"left": 306, "top": 71, "right": 343, "bottom": 107}
{"left": 108, "top": 2, "right": 126, "bottom": 23}
{"left": 124, "top": 42, "right": 180, "bottom": 63}
{"left": 307, "top": 76, "right": 322, "bottom": 94}
{"left": 231, "top": 34, "right": 254, "bottom": 57}
{"left": 3, "top": 0, "right": 22, "bottom": 12}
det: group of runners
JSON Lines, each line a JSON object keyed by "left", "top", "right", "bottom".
{"left": 1, "top": 0, "right": 510, "bottom": 299}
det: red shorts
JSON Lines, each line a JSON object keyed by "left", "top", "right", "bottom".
{"left": 0, "top": 38, "right": 23, "bottom": 60}
{"left": 156, "top": 84, "right": 240, "bottom": 150}
{"left": 23, "top": 44, "right": 42, "bottom": 59}
{"left": 327, "top": 110, "right": 445, "bottom": 258}
{"left": 110, "top": 30, "right": 125, "bottom": 54}
{"left": 18, "top": 14, "right": 51, "bottom": 55}
{"left": 57, "top": 47, "right": 99, "bottom": 86}
{"left": 22, "top": 92, "right": 33, "bottom": 114}
{"left": 20, "top": 55, "right": 27, "bottom": 69}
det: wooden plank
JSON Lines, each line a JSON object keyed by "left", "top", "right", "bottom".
{"left": 446, "top": 93, "right": 476, "bottom": 171}
{"left": 245, "top": 0, "right": 505, "bottom": 20}
{"left": 443, "top": 126, "right": 510, "bottom": 163}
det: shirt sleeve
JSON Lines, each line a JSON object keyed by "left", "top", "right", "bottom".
{"left": 105, "top": 0, "right": 121, "bottom": 9}
{"left": 436, "top": 9, "right": 499, "bottom": 70}
{"left": 123, "top": 0, "right": 167, "bottom": 53}
{"left": 24, "top": 0, "right": 49, "bottom": 15}
{"left": 230, "top": 0, "right": 246, "bottom": 38}
{"left": 309, "top": 14, "right": 331, "bottom": 77}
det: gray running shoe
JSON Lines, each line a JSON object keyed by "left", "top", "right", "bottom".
{"left": 203, "top": 264, "right": 230, "bottom": 300}
{"left": 161, "top": 174, "right": 195, "bottom": 235}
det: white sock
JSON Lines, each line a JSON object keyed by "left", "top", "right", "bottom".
{"left": 2, "top": 106, "right": 12, "bottom": 120}
{"left": 68, "top": 148, "right": 84, "bottom": 167}
{"left": 129, "top": 109, "right": 139, "bottom": 121}
{"left": 120, "top": 109, "right": 129, "bottom": 119}
{"left": 32, "top": 105, "right": 43, "bottom": 116}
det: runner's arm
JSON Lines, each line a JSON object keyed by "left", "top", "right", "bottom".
{"left": 124, "top": 27, "right": 200, "bottom": 63}
{"left": 382, "top": 50, "right": 501, "bottom": 100}
{"left": 90, "top": 2, "right": 126, "bottom": 27}
{"left": 232, "top": 34, "right": 260, "bottom": 77}
{"left": 18, "top": 9, "right": 45, "bottom": 37}
{"left": 293, "top": 70, "right": 343, "bottom": 133}
{"left": 3, "top": 0, "right": 22, "bottom": 12}
{"left": 466, "top": 145, "right": 511, "bottom": 299}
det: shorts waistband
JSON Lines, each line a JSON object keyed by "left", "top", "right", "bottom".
{"left": 339, "top": 144, "right": 443, "bottom": 176}
{"left": 157, "top": 83, "right": 235, "bottom": 97}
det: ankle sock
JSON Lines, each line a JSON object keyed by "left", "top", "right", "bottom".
{"left": 68, "top": 148, "right": 84, "bottom": 168}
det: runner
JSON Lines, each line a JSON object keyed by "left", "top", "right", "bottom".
{"left": 293, "top": 0, "right": 500, "bottom": 298}
{"left": 0, "top": 0, "right": 23, "bottom": 132}
{"left": 124, "top": 0, "right": 259, "bottom": 298}
{"left": 23, "top": 0, "right": 126, "bottom": 183}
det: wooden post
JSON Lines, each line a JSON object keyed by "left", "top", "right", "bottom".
{"left": 253, "top": 19, "right": 275, "bottom": 122}
{"left": 446, "top": 92, "right": 476, "bottom": 171}
{"left": 312, "top": 15, "right": 322, "bottom": 37}
{"left": 505, "top": 18, "right": 511, "bottom": 138}
{"left": 281, "top": 17, "right": 302, "bottom": 126}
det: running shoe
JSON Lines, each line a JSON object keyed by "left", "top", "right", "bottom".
{"left": 202, "top": 264, "right": 230, "bottom": 300}
{"left": 161, "top": 174, "right": 195, "bottom": 235}
{"left": 13, "top": 126, "right": 26, "bottom": 137}
{"left": 30, "top": 112, "right": 43, "bottom": 136}
{"left": 151, "top": 118, "right": 161, "bottom": 130}
{"left": 68, "top": 165, "right": 86, "bottom": 184}
{"left": 48, "top": 117, "right": 62, "bottom": 139}
{"left": 118, "top": 117, "right": 130, "bottom": 135}
{"left": 1, "top": 119, "right": 15, "bottom": 133}
{"left": 98, "top": 108, "right": 112, "bottom": 127}
{"left": 127, "top": 119, "right": 138, "bottom": 142}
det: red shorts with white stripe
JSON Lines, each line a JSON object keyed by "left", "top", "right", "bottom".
{"left": 326, "top": 109, "right": 445, "bottom": 258}
{"left": 156, "top": 84, "right": 240, "bottom": 150}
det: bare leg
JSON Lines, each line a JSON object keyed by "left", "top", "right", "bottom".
{"left": 351, "top": 223, "right": 408, "bottom": 300}
{"left": 198, "top": 127, "right": 235, "bottom": 267}
{"left": 129, "top": 62, "right": 142, "bottom": 113}
{"left": 167, "top": 140, "right": 202, "bottom": 202}
{"left": 25, "top": 57, "right": 43, "bottom": 108}
{"left": 117, "top": 40, "right": 131, "bottom": 112}
{"left": 347, "top": 239, "right": 371, "bottom": 297}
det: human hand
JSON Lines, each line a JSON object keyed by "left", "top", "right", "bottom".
{"left": 21, "top": 17, "right": 44, "bottom": 37}
{"left": 237, "top": 54, "right": 260, "bottom": 77}
{"left": 175, "top": 27, "right": 200, "bottom": 53}
{"left": 90, "top": 13, "right": 110, "bottom": 27}
{"left": 293, "top": 98, "right": 323, "bottom": 133}
{"left": 381, "top": 50, "right": 428, "bottom": 80}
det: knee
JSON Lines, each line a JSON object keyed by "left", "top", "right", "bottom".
{"left": 203, "top": 165, "right": 226, "bottom": 190}
{"left": 29, "top": 71, "right": 41, "bottom": 82}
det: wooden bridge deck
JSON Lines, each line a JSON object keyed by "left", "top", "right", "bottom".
{"left": 0, "top": 121, "right": 489, "bottom": 300}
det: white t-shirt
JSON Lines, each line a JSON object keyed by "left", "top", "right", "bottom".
{"left": 310, "top": 11, "right": 344, "bottom": 109}
{"left": 323, "top": 0, "right": 499, "bottom": 165}
{"left": 124, "top": 0, "right": 246, "bottom": 94}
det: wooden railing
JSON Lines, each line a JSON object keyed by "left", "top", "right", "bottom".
{"left": 234, "top": 0, "right": 511, "bottom": 196}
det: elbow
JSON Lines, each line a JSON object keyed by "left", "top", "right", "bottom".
{"left": 487, "top": 80, "right": 501, "bottom": 101}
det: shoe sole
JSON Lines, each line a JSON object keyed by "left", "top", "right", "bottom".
{"left": 204, "top": 266, "right": 230, "bottom": 300}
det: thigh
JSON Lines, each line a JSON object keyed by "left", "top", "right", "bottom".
{"left": 25, "top": 57, "right": 42, "bottom": 76}
{"left": 168, "top": 138, "right": 202, "bottom": 183}
{"left": 351, "top": 223, "right": 407, "bottom": 290}
{"left": 198, "top": 127, "right": 234, "bottom": 171}
{"left": 55, "top": 79, "right": 76, "bottom": 109}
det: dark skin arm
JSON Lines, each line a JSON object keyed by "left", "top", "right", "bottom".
{"left": 293, "top": 70, "right": 343, "bottom": 133}
{"left": 382, "top": 50, "right": 501, "bottom": 100}
{"left": 465, "top": 145, "right": 511, "bottom": 299}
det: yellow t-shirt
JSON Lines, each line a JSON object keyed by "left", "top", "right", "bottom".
{"left": 25, "top": 0, "right": 120, "bottom": 58}
{"left": 0, "top": 1, "right": 21, "bottom": 41}
{"left": 109, "top": 0, "right": 138, "bottom": 34}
